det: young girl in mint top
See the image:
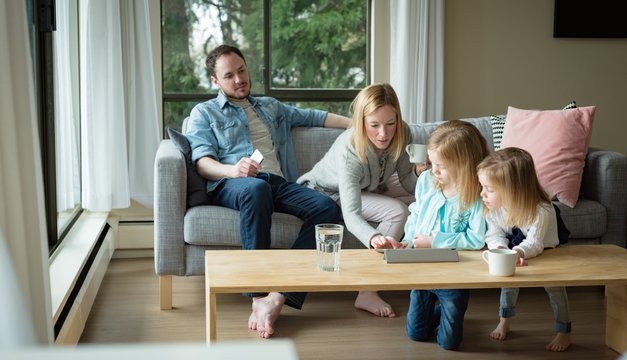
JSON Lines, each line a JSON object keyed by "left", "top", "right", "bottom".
{"left": 477, "top": 147, "right": 571, "bottom": 352}
{"left": 403, "top": 120, "right": 489, "bottom": 350}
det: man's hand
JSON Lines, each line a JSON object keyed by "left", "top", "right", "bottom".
{"left": 230, "top": 157, "right": 262, "bottom": 178}
{"left": 370, "top": 235, "right": 405, "bottom": 249}
{"left": 197, "top": 155, "right": 262, "bottom": 180}
{"left": 412, "top": 234, "right": 433, "bottom": 248}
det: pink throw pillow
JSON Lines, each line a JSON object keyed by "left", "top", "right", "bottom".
{"left": 500, "top": 106, "right": 595, "bottom": 208}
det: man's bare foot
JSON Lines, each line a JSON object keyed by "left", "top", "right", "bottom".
{"left": 489, "top": 317, "right": 510, "bottom": 341}
{"left": 354, "top": 291, "right": 396, "bottom": 317}
{"left": 249, "top": 293, "right": 285, "bottom": 338}
{"left": 546, "top": 332, "right": 571, "bottom": 352}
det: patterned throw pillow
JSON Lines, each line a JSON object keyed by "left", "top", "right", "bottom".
{"left": 490, "top": 101, "right": 577, "bottom": 150}
{"left": 490, "top": 115, "right": 507, "bottom": 150}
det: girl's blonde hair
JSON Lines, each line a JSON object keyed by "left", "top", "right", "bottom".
{"left": 477, "top": 147, "right": 551, "bottom": 227}
{"left": 428, "top": 120, "right": 490, "bottom": 211}
{"left": 350, "top": 83, "right": 409, "bottom": 162}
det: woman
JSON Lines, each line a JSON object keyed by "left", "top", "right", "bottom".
{"left": 298, "top": 83, "right": 427, "bottom": 317}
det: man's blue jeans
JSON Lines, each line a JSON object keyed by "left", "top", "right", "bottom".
{"left": 405, "top": 289, "right": 470, "bottom": 350}
{"left": 210, "top": 173, "right": 342, "bottom": 309}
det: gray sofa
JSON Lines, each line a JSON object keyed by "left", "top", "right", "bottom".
{"left": 154, "top": 117, "right": 627, "bottom": 309}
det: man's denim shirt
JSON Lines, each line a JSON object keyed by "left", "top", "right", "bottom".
{"left": 186, "top": 91, "right": 327, "bottom": 192}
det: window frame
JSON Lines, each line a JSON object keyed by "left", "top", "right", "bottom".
{"left": 161, "top": 0, "right": 371, "bottom": 130}
{"left": 33, "top": 0, "right": 83, "bottom": 254}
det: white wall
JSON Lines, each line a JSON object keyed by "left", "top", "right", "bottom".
{"left": 444, "top": 0, "right": 627, "bottom": 155}
{"left": 0, "top": 0, "right": 54, "bottom": 346}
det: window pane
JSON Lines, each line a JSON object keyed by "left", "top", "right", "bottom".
{"left": 161, "top": 0, "right": 368, "bottom": 132}
{"left": 162, "top": 0, "right": 265, "bottom": 96}
{"left": 270, "top": 0, "right": 367, "bottom": 89}
{"left": 285, "top": 101, "right": 352, "bottom": 118}
{"left": 165, "top": 100, "right": 352, "bottom": 132}
{"left": 54, "top": 0, "right": 81, "bottom": 238}
{"left": 164, "top": 101, "right": 200, "bottom": 131}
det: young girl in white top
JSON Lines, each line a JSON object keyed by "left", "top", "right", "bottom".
{"left": 403, "top": 120, "right": 489, "bottom": 350}
{"left": 477, "top": 147, "right": 571, "bottom": 352}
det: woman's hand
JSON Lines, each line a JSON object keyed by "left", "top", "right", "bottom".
{"left": 370, "top": 235, "right": 405, "bottom": 249}
{"left": 415, "top": 162, "right": 430, "bottom": 176}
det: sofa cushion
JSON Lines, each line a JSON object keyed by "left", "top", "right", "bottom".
{"left": 554, "top": 199, "right": 606, "bottom": 240}
{"left": 166, "top": 128, "right": 211, "bottom": 207}
{"left": 411, "top": 118, "right": 495, "bottom": 151}
{"left": 501, "top": 105, "right": 595, "bottom": 208}
{"left": 184, "top": 205, "right": 366, "bottom": 249}
{"left": 292, "top": 127, "right": 345, "bottom": 177}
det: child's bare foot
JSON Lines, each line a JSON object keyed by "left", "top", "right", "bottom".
{"left": 489, "top": 317, "right": 510, "bottom": 341}
{"left": 354, "top": 291, "right": 396, "bottom": 317}
{"left": 546, "top": 332, "right": 571, "bottom": 352}
{"left": 249, "top": 293, "right": 285, "bottom": 338}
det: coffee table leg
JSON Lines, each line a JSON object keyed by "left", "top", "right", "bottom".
{"left": 605, "top": 284, "right": 627, "bottom": 353}
{"left": 206, "top": 285, "right": 217, "bottom": 342}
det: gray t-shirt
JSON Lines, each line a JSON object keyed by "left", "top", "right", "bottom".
{"left": 230, "top": 97, "right": 283, "bottom": 177}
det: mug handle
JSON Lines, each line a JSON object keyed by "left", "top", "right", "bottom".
{"left": 405, "top": 145, "right": 413, "bottom": 156}
{"left": 481, "top": 250, "right": 490, "bottom": 264}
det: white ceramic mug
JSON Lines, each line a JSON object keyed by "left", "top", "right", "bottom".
{"left": 405, "top": 144, "right": 428, "bottom": 164}
{"left": 482, "top": 249, "right": 517, "bottom": 276}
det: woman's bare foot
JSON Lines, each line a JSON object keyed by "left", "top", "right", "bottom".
{"left": 248, "top": 293, "right": 285, "bottom": 338}
{"left": 354, "top": 291, "right": 396, "bottom": 317}
{"left": 546, "top": 332, "right": 571, "bottom": 352}
{"left": 489, "top": 317, "right": 510, "bottom": 341}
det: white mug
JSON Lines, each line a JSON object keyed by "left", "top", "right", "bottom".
{"left": 405, "top": 144, "right": 428, "bottom": 164}
{"left": 482, "top": 249, "right": 517, "bottom": 276}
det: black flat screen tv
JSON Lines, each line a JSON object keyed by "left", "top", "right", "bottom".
{"left": 553, "top": 0, "right": 627, "bottom": 38}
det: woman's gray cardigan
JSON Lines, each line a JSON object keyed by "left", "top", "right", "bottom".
{"left": 297, "top": 125, "right": 417, "bottom": 247}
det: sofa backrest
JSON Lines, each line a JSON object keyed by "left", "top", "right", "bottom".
{"left": 292, "top": 117, "right": 494, "bottom": 177}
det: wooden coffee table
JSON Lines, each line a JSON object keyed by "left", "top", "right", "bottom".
{"left": 205, "top": 244, "right": 627, "bottom": 352}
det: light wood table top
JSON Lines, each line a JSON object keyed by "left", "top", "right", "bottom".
{"left": 205, "top": 244, "right": 627, "bottom": 292}
{"left": 205, "top": 244, "right": 627, "bottom": 352}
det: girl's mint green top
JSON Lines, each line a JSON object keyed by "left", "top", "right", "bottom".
{"left": 403, "top": 171, "right": 486, "bottom": 250}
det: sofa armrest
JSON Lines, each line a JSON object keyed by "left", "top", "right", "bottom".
{"left": 580, "top": 147, "right": 627, "bottom": 247}
{"left": 154, "top": 139, "right": 187, "bottom": 275}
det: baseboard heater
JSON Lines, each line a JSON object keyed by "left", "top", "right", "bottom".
{"left": 53, "top": 223, "right": 111, "bottom": 339}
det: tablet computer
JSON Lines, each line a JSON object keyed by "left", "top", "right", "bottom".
{"left": 381, "top": 248, "right": 459, "bottom": 263}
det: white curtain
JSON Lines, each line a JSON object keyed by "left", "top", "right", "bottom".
{"left": 0, "top": 1, "right": 53, "bottom": 346}
{"left": 390, "top": 0, "right": 444, "bottom": 124}
{"left": 122, "top": 0, "right": 161, "bottom": 208}
{"left": 81, "top": 0, "right": 159, "bottom": 211}
{"left": 54, "top": 0, "right": 80, "bottom": 212}
{"left": 80, "top": 0, "right": 129, "bottom": 211}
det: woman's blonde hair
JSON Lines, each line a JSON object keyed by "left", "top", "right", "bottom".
{"left": 477, "top": 147, "right": 551, "bottom": 227}
{"left": 350, "top": 83, "right": 409, "bottom": 162}
{"left": 428, "top": 120, "right": 490, "bottom": 211}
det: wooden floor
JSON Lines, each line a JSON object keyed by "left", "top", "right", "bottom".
{"left": 79, "top": 257, "right": 621, "bottom": 360}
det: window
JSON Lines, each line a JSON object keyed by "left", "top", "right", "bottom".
{"left": 161, "top": 0, "right": 369, "bottom": 132}
{"left": 32, "top": 0, "right": 82, "bottom": 253}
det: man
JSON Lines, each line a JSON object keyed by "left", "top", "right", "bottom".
{"left": 186, "top": 44, "right": 350, "bottom": 338}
